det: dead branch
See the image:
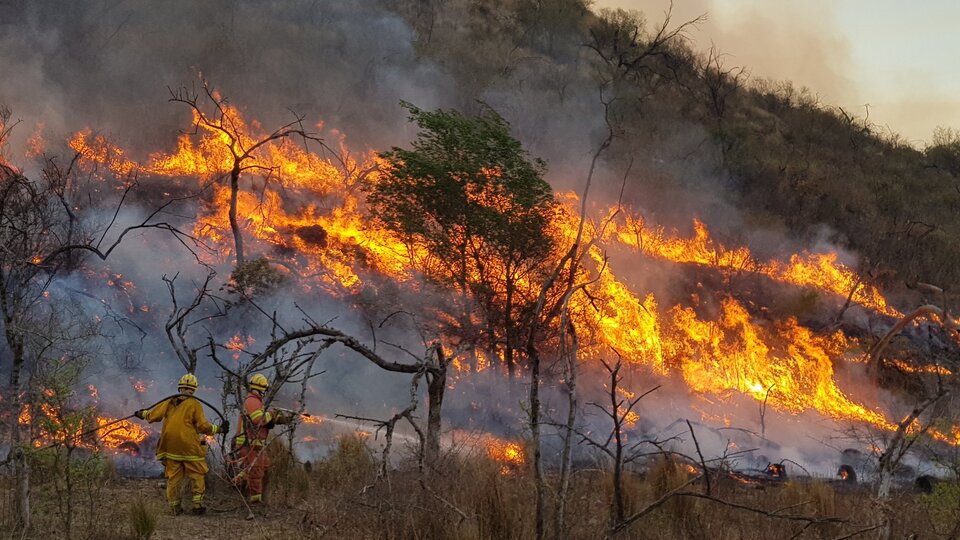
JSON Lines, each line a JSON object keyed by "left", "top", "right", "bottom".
{"left": 167, "top": 80, "right": 326, "bottom": 264}
{"left": 608, "top": 474, "right": 702, "bottom": 536}
{"left": 868, "top": 304, "right": 958, "bottom": 367}
{"left": 39, "top": 199, "right": 204, "bottom": 266}
{"left": 832, "top": 524, "right": 883, "bottom": 540}
{"left": 336, "top": 357, "right": 429, "bottom": 481}
{"left": 685, "top": 420, "right": 711, "bottom": 496}
{"left": 833, "top": 274, "right": 863, "bottom": 327}
{"left": 609, "top": 481, "right": 850, "bottom": 537}
{"left": 419, "top": 481, "right": 468, "bottom": 523}
{"left": 163, "top": 271, "right": 223, "bottom": 373}
{"left": 759, "top": 383, "right": 775, "bottom": 439}
{"left": 677, "top": 493, "right": 847, "bottom": 524}
{"left": 878, "top": 387, "right": 949, "bottom": 493}
{"left": 587, "top": 1, "right": 707, "bottom": 84}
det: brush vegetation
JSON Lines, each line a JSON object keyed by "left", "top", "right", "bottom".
{"left": 385, "top": 0, "right": 960, "bottom": 290}
{"left": 0, "top": 436, "right": 953, "bottom": 539}
{"left": 3, "top": 1, "right": 960, "bottom": 539}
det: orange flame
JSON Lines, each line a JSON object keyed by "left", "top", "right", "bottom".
{"left": 26, "top": 123, "right": 46, "bottom": 158}
{"left": 131, "top": 378, "right": 147, "bottom": 393}
{"left": 18, "top": 405, "right": 30, "bottom": 425}
{"left": 887, "top": 359, "right": 952, "bottom": 376}
{"left": 18, "top": 393, "right": 148, "bottom": 452}
{"left": 606, "top": 215, "right": 899, "bottom": 317}
{"left": 64, "top": 105, "right": 923, "bottom": 439}
{"left": 97, "top": 416, "right": 149, "bottom": 450}
{"left": 481, "top": 434, "right": 526, "bottom": 475}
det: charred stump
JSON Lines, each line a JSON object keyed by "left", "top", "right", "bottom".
{"left": 915, "top": 475, "right": 939, "bottom": 494}
{"left": 837, "top": 464, "right": 857, "bottom": 484}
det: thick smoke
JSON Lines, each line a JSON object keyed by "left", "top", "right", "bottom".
{"left": 0, "top": 1, "right": 609, "bottom": 169}
{"left": 0, "top": 2, "right": 451, "bottom": 154}
{"left": 0, "top": 0, "right": 924, "bottom": 474}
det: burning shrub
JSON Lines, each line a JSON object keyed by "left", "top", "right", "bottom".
{"left": 837, "top": 464, "right": 857, "bottom": 483}
{"left": 479, "top": 434, "right": 528, "bottom": 476}
{"left": 367, "top": 102, "right": 558, "bottom": 374}
{"left": 442, "top": 445, "right": 531, "bottom": 540}
{"left": 224, "top": 256, "right": 287, "bottom": 300}
{"left": 764, "top": 462, "right": 788, "bottom": 479}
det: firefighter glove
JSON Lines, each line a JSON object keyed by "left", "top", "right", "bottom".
{"left": 271, "top": 410, "right": 290, "bottom": 425}
{"left": 219, "top": 419, "right": 230, "bottom": 434}
{"left": 133, "top": 409, "right": 146, "bottom": 419}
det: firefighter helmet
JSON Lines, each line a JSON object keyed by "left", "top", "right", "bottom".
{"left": 178, "top": 373, "right": 199, "bottom": 391}
{"left": 249, "top": 373, "right": 269, "bottom": 392}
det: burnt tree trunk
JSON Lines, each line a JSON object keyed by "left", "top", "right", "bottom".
{"left": 869, "top": 304, "right": 957, "bottom": 368}
{"left": 875, "top": 390, "right": 947, "bottom": 540}
{"left": 229, "top": 162, "right": 244, "bottom": 265}
{"left": 607, "top": 361, "right": 627, "bottom": 526}
{"left": 425, "top": 357, "right": 446, "bottom": 466}
{"left": 12, "top": 402, "right": 30, "bottom": 532}
{"left": 4, "top": 314, "right": 30, "bottom": 531}
{"left": 527, "top": 342, "right": 545, "bottom": 539}
{"left": 504, "top": 260, "right": 515, "bottom": 378}
{"left": 555, "top": 318, "right": 578, "bottom": 539}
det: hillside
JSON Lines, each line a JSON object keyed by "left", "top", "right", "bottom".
{"left": 2, "top": 2, "right": 960, "bottom": 539}
{"left": 384, "top": 0, "right": 960, "bottom": 289}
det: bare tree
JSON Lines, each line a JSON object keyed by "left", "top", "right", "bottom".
{"left": 593, "top": 359, "right": 662, "bottom": 527}
{"left": 0, "top": 118, "right": 197, "bottom": 532}
{"left": 163, "top": 271, "right": 225, "bottom": 373}
{"left": 873, "top": 387, "right": 948, "bottom": 540}
{"left": 168, "top": 81, "right": 324, "bottom": 266}
{"left": 205, "top": 311, "right": 450, "bottom": 466}
{"left": 586, "top": 1, "right": 706, "bottom": 88}
{"left": 697, "top": 45, "right": 747, "bottom": 124}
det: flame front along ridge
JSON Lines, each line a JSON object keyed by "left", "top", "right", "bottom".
{"left": 66, "top": 104, "right": 938, "bottom": 443}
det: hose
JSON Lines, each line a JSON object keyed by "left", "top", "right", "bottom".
{"left": 26, "top": 392, "right": 229, "bottom": 453}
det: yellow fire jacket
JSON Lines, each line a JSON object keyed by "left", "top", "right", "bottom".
{"left": 144, "top": 396, "right": 220, "bottom": 462}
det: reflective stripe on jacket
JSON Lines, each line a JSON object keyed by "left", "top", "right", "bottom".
{"left": 144, "top": 396, "right": 218, "bottom": 462}
{"left": 234, "top": 391, "right": 271, "bottom": 447}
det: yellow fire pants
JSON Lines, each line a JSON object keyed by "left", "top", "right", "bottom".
{"left": 164, "top": 459, "right": 209, "bottom": 509}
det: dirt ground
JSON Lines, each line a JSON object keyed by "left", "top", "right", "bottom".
{"left": 100, "top": 476, "right": 332, "bottom": 540}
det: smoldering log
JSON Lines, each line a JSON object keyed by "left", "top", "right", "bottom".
{"left": 915, "top": 475, "right": 940, "bottom": 494}
{"left": 837, "top": 464, "right": 856, "bottom": 483}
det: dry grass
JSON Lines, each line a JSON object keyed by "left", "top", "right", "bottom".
{"left": 0, "top": 440, "right": 952, "bottom": 539}
{"left": 311, "top": 433, "right": 377, "bottom": 492}
{"left": 263, "top": 438, "right": 309, "bottom": 506}
{"left": 128, "top": 495, "right": 158, "bottom": 540}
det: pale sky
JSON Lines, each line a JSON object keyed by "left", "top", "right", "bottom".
{"left": 595, "top": 0, "right": 960, "bottom": 146}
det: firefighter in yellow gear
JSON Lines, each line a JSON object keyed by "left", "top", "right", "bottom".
{"left": 134, "top": 373, "right": 228, "bottom": 515}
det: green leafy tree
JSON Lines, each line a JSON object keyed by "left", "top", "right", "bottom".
{"left": 367, "top": 102, "right": 557, "bottom": 374}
